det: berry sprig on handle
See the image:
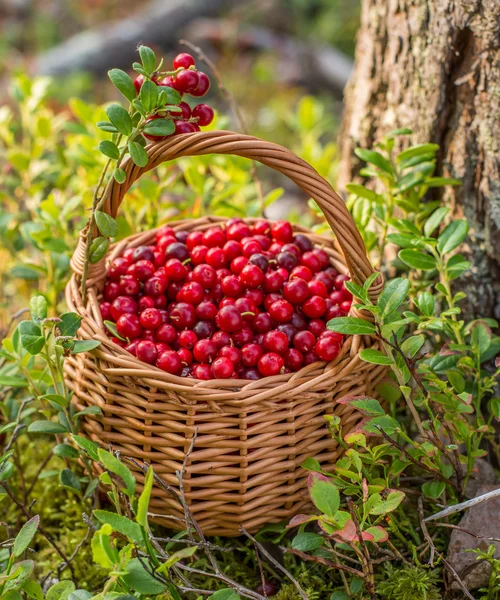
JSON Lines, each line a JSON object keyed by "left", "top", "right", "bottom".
{"left": 81, "top": 46, "right": 215, "bottom": 294}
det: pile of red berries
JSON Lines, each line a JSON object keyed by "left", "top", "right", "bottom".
{"left": 134, "top": 53, "right": 214, "bottom": 138}
{"left": 100, "top": 219, "right": 352, "bottom": 380}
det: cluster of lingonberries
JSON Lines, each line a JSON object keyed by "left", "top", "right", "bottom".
{"left": 134, "top": 53, "right": 214, "bottom": 139}
{"left": 100, "top": 219, "right": 352, "bottom": 380}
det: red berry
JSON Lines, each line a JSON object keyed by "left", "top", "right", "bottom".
{"left": 203, "top": 227, "right": 226, "bottom": 248}
{"left": 119, "top": 275, "right": 140, "bottom": 296}
{"left": 211, "top": 357, "right": 234, "bottom": 379}
{"left": 220, "top": 345, "right": 242, "bottom": 363}
{"left": 190, "top": 245, "right": 208, "bottom": 266}
{"left": 241, "top": 343, "right": 263, "bottom": 367}
{"left": 308, "top": 318, "right": 326, "bottom": 337}
{"left": 253, "top": 220, "right": 271, "bottom": 235}
{"left": 192, "top": 264, "right": 217, "bottom": 288}
{"left": 223, "top": 240, "right": 242, "bottom": 261}
{"left": 178, "top": 347, "right": 193, "bottom": 366}
{"left": 156, "top": 350, "right": 182, "bottom": 374}
{"left": 144, "top": 277, "right": 167, "bottom": 297}
{"left": 156, "top": 342, "right": 170, "bottom": 355}
{"left": 264, "top": 293, "right": 282, "bottom": 311}
{"left": 111, "top": 296, "right": 138, "bottom": 321}
{"left": 300, "top": 251, "right": 321, "bottom": 273}
{"left": 125, "top": 339, "right": 139, "bottom": 355}
{"left": 230, "top": 256, "right": 248, "bottom": 275}
{"left": 186, "top": 230, "right": 204, "bottom": 250}
{"left": 294, "top": 330, "right": 315, "bottom": 353}
{"left": 252, "top": 312, "right": 273, "bottom": 333}
{"left": 271, "top": 220, "right": 293, "bottom": 242}
{"left": 258, "top": 353, "right": 284, "bottom": 377}
{"left": 192, "top": 363, "right": 212, "bottom": 380}
{"left": 334, "top": 274, "right": 350, "bottom": 290}
{"left": 308, "top": 280, "right": 328, "bottom": 298}
{"left": 134, "top": 74, "right": 145, "bottom": 93}
{"left": 340, "top": 301, "right": 351, "bottom": 314}
{"left": 227, "top": 222, "right": 251, "bottom": 241}
{"left": 281, "top": 243, "right": 301, "bottom": 258}
{"left": 193, "top": 320, "right": 215, "bottom": 339}
{"left": 294, "top": 234, "right": 313, "bottom": 253}
{"left": 240, "top": 264, "right": 264, "bottom": 288}
{"left": 284, "top": 348, "right": 303, "bottom": 371}
{"left": 245, "top": 288, "right": 265, "bottom": 306}
{"left": 313, "top": 248, "right": 330, "bottom": 269}
{"left": 177, "top": 282, "right": 204, "bottom": 305}
{"left": 136, "top": 340, "right": 158, "bottom": 364}
{"left": 116, "top": 313, "right": 142, "bottom": 339}
{"left": 277, "top": 251, "right": 298, "bottom": 271}
{"left": 190, "top": 71, "right": 211, "bottom": 97}
{"left": 290, "top": 265, "right": 313, "bottom": 281}
{"left": 263, "top": 331, "right": 289, "bottom": 355}
{"left": 325, "top": 305, "right": 343, "bottom": 321}
{"left": 283, "top": 278, "right": 309, "bottom": 304}
{"left": 233, "top": 325, "right": 254, "bottom": 347}
{"left": 192, "top": 103, "right": 214, "bottom": 127}
{"left": 157, "top": 323, "right": 176, "bottom": 344}
{"left": 242, "top": 240, "right": 261, "bottom": 258}
{"left": 138, "top": 296, "right": 155, "bottom": 312}
{"left": 303, "top": 350, "right": 319, "bottom": 365}
{"left": 178, "top": 330, "right": 197, "bottom": 349}
{"left": 196, "top": 301, "right": 217, "bottom": 321}
{"left": 212, "top": 331, "right": 231, "bottom": 348}
{"left": 315, "top": 337, "right": 341, "bottom": 361}
{"left": 100, "top": 302, "right": 112, "bottom": 320}
{"left": 170, "top": 302, "right": 197, "bottom": 329}
{"left": 174, "top": 69, "right": 200, "bottom": 93}
{"left": 302, "top": 296, "right": 327, "bottom": 318}
{"left": 206, "top": 247, "right": 227, "bottom": 269}
{"left": 277, "top": 323, "right": 297, "bottom": 344}
{"left": 173, "top": 53, "right": 195, "bottom": 70}
{"left": 104, "top": 282, "right": 120, "bottom": 302}
{"left": 139, "top": 308, "right": 162, "bottom": 330}
{"left": 221, "top": 275, "right": 244, "bottom": 298}
{"left": 165, "top": 242, "right": 190, "bottom": 262}
{"left": 269, "top": 299, "right": 294, "bottom": 323}
{"left": 193, "top": 339, "right": 218, "bottom": 363}
{"left": 108, "top": 257, "right": 131, "bottom": 280}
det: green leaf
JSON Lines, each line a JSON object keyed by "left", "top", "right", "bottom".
{"left": 345, "top": 184, "right": 381, "bottom": 202}
{"left": 397, "top": 143, "right": 439, "bottom": 162}
{"left": 123, "top": 558, "right": 169, "bottom": 593}
{"left": 424, "top": 207, "right": 450, "bottom": 237}
{"left": 386, "top": 233, "right": 423, "bottom": 248}
{"left": 53, "top": 444, "right": 80, "bottom": 459}
{"left": 0, "top": 376, "right": 28, "bottom": 388}
{"left": 157, "top": 545, "right": 199, "bottom": 573}
{"left": 96, "top": 121, "right": 119, "bottom": 133}
{"left": 401, "top": 335, "right": 425, "bottom": 357}
{"left": 105, "top": 104, "right": 132, "bottom": 136}
{"left": 437, "top": 220, "right": 469, "bottom": 254}
{"left": 422, "top": 481, "right": 445, "bottom": 499}
{"left": 309, "top": 475, "right": 340, "bottom": 517}
{"left": 58, "top": 312, "right": 82, "bottom": 337}
{"left": 447, "top": 370, "right": 465, "bottom": 393}
{"left": 60, "top": 469, "right": 81, "bottom": 494}
{"left": 426, "top": 177, "right": 461, "bottom": 187}
{"left": 128, "top": 141, "right": 149, "bottom": 167}
{"left": 157, "top": 86, "right": 182, "bottom": 105}
{"left": 98, "top": 448, "right": 136, "bottom": 497}
{"left": 292, "top": 532, "right": 325, "bottom": 552}
{"left": 363, "top": 415, "right": 399, "bottom": 435}
{"left": 95, "top": 211, "right": 118, "bottom": 238}
{"left": 22, "top": 580, "right": 44, "bottom": 600}
{"left": 137, "top": 466, "right": 154, "bottom": 528}
{"left": 13, "top": 515, "right": 39, "bottom": 557}
{"left": 415, "top": 292, "right": 435, "bottom": 317}
{"left": 89, "top": 237, "right": 109, "bottom": 264}
{"left": 74, "top": 406, "right": 102, "bottom": 418}
{"left": 377, "top": 277, "right": 410, "bottom": 318}
{"left": 398, "top": 249, "right": 437, "bottom": 270}
{"left": 446, "top": 254, "right": 470, "bottom": 280}
{"left": 139, "top": 80, "right": 158, "bottom": 113}
{"left": 354, "top": 148, "right": 392, "bottom": 174}
{"left": 20, "top": 334, "right": 45, "bottom": 355}
{"left": 359, "top": 349, "right": 392, "bottom": 365}
{"left": 72, "top": 435, "right": 100, "bottom": 461}
{"left": 143, "top": 118, "right": 175, "bottom": 137}
{"left": 348, "top": 397, "right": 385, "bottom": 417}
{"left": 113, "top": 168, "right": 126, "bottom": 183}
{"left": 471, "top": 322, "right": 491, "bottom": 354}
{"left": 104, "top": 320, "right": 126, "bottom": 341}
{"left": 327, "top": 317, "right": 376, "bottom": 335}
{"left": 30, "top": 296, "right": 47, "bottom": 321}
{"left": 98, "top": 140, "right": 120, "bottom": 160}
{"left": 396, "top": 170, "right": 425, "bottom": 192}
{"left": 369, "top": 490, "right": 405, "bottom": 515}
{"left": 46, "top": 581, "right": 75, "bottom": 600}
{"left": 138, "top": 46, "right": 156, "bottom": 74}
{"left": 301, "top": 457, "right": 322, "bottom": 472}
{"left": 71, "top": 340, "right": 101, "bottom": 354}
{"left": 28, "top": 421, "right": 67, "bottom": 434}
{"left": 68, "top": 591, "right": 92, "bottom": 600}
{"left": 94, "top": 511, "right": 143, "bottom": 544}
{"left": 108, "top": 68, "right": 136, "bottom": 101}
{"left": 208, "top": 589, "right": 241, "bottom": 600}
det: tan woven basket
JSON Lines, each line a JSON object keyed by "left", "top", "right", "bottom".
{"left": 64, "top": 131, "right": 386, "bottom": 536}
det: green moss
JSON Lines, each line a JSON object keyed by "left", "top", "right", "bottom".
{"left": 377, "top": 566, "right": 442, "bottom": 600}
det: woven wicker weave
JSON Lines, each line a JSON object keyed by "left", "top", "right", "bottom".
{"left": 64, "top": 131, "right": 386, "bottom": 536}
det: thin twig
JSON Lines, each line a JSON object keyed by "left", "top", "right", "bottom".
{"left": 347, "top": 498, "right": 376, "bottom": 599}
{"left": 283, "top": 546, "right": 365, "bottom": 577}
{"left": 242, "top": 528, "right": 308, "bottom": 600}
{"left": 0, "top": 307, "right": 30, "bottom": 342}
{"left": 434, "top": 522, "right": 500, "bottom": 543}
{"left": 0, "top": 482, "right": 77, "bottom": 582}
{"left": 418, "top": 495, "right": 435, "bottom": 566}
{"left": 424, "top": 487, "right": 500, "bottom": 522}
{"left": 179, "top": 39, "right": 265, "bottom": 216}
{"left": 253, "top": 541, "right": 268, "bottom": 598}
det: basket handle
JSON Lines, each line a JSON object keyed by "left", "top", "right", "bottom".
{"left": 76, "top": 130, "right": 382, "bottom": 300}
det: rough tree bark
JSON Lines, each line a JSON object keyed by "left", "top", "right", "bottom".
{"left": 338, "top": 0, "right": 500, "bottom": 319}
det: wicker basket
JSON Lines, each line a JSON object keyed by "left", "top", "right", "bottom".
{"left": 64, "top": 131, "right": 386, "bottom": 536}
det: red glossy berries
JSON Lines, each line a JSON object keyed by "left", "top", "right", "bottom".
{"left": 101, "top": 218, "right": 350, "bottom": 379}
{"left": 173, "top": 53, "right": 195, "bottom": 70}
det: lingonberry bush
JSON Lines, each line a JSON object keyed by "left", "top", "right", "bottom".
{"left": 0, "top": 45, "right": 499, "bottom": 600}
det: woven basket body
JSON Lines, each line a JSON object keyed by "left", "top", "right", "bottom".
{"left": 64, "top": 131, "right": 386, "bottom": 536}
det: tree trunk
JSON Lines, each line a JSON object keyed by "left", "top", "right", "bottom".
{"left": 338, "top": 0, "right": 500, "bottom": 319}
